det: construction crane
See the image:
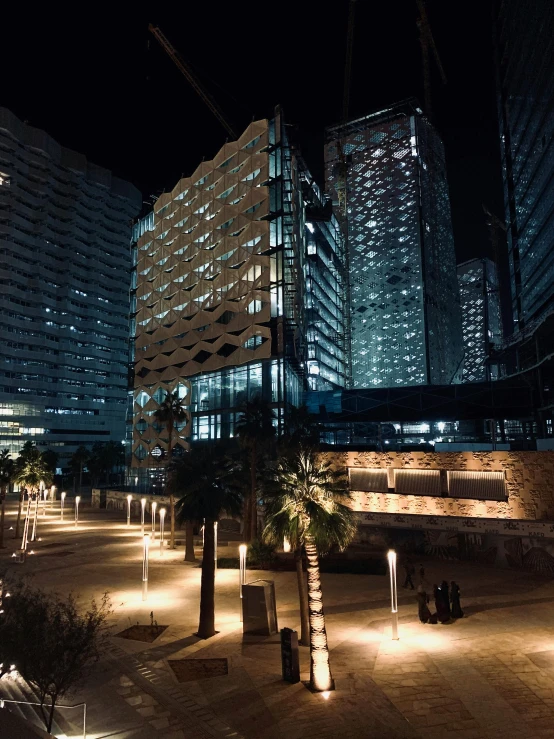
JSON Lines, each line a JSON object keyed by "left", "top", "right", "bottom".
{"left": 416, "top": 0, "right": 447, "bottom": 121}
{"left": 335, "top": 0, "right": 357, "bottom": 217}
{"left": 148, "top": 24, "right": 237, "bottom": 140}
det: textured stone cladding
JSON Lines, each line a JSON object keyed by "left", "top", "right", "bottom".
{"left": 324, "top": 451, "right": 554, "bottom": 521}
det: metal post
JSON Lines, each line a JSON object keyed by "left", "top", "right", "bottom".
{"left": 31, "top": 492, "right": 39, "bottom": 542}
{"left": 387, "top": 550, "right": 399, "bottom": 640}
{"left": 214, "top": 521, "right": 218, "bottom": 572}
{"left": 151, "top": 501, "right": 157, "bottom": 538}
{"left": 159, "top": 508, "right": 166, "bottom": 555}
{"left": 141, "top": 497, "right": 146, "bottom": 532}
{"left": 61, "top": 491, "right": 66, "bottom": 521}
{"left": 239, "top": 544, "right": 247, "bottom": 622}
{"left": 127, "top": 495, "right": 132, "bottom": 526}
{"left": 42, "top": 487, "right": 48, "bottom": 517}
{"left": 142, "top": 533, "right": 149, "bottom": 601}
{"left": 75, "top": 495, "right": 80, "bottom": 527}
{"left": 21, "top": 492, "right": 31, "bottom": 552}
{"left": 50, "top": 485, "right": 56, "bottom": 510}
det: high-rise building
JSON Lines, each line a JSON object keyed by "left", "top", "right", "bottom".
{"left": 325, "top": 99, "right": 463, "bottom": 388}
{"left": 457, "top": 258, "right": 503, "bottom": 383}
{"left": 494, "top": 0, "right": 554, "bottom": 331}
{"left": 131, "top": 111, "right": 348, "bottom": 472}
{"left": 0, "top": 108, "right": 141, "bottom": 460}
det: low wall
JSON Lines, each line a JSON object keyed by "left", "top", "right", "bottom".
{"left": 325, "top": 450, "right": 554, "bottom": 521}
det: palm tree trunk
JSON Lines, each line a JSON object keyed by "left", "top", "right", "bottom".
{"left": 0, "top": 488, "right": 5, "bottom": 548}
{"left": 167, "top": 422, "right": 176, "bottom": 550}
{"left": 14, "top": 490, "right": 23, "bottom": 539}
{"left": 250, "top": 444, "right": 257, "bottom": 542}
{"left": 197, "top": 517, "right": 216, "bottom": 639}
{"left": 184, "top": 520, "right": 196, "bottom": 562}
{"left": 295, "top": 547, "right": 309, "bottom": 646}
{"left": 305, "top": 534, "right": 334, "bottom": 692}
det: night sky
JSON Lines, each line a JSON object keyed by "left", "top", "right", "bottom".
{"left": 3, "top": 1, "right": 503, "bottom": 264}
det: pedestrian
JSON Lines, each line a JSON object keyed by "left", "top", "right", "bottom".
{"left": 435, "top": 580, "right": 451, "bottom": 623}
{"left": 403, "top": 559, "right": 416, "bottom": 589}
{"left": 418, "top": 563, "right": 425, "bottom": 584}
{"left": 450, "top": 581, "right": 464, "bottom": 618}
{"left": 416, "top": 584, "right": 432, "bottom": 623}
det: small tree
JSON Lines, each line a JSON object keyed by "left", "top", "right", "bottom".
{"left": 0, "top": 449, "right": 14, "bottom": 548}
{"left": 169, "top": 446, "right": 242, "bottom": 639}
{"left": 263, "top": 446, "right": 357, "bottom": 692}
{"left": 0, "top": 578, "right": 111, "bottom": 733}
{"left": 154, "top": 390, "right": 189, "bottom": 555}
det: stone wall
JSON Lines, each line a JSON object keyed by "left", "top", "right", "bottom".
{"left": 324, "top": 451, "right": 554, "bottom": 521}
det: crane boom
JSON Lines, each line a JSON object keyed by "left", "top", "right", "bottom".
{"left": 148, "top": 24, "right": 237, "bottom": 140}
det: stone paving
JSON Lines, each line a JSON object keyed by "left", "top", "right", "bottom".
{"left": 2, "top": 497, "right": 554, "bottom": 737}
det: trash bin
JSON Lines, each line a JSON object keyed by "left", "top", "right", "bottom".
{"left": 242, "top": 579, "right": 278, "bottom": 635}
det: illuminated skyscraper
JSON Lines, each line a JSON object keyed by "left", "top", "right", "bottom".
{"left": 131, "top": 110, "right": 348, "bottom": 472}
{"left": 0, "top": 107, "right": 140, "bottom": 460}
{"left": 325, "top": 100, "right": 463, "bottom": 388}
{"left": 457, "top": 258, "right": 503, "bottom": 382}
{"left": 494, "top": 0, "right": 554, "bottom": 331}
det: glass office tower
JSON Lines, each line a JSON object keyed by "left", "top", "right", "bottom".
{"left": 0, "top": 107, "right": 141, "bottom": 461}
{"left": 325, "top": 99, "right": 463, "bottom": 388}
{"left": 458, "top": 258, "right": 503, "bottom": 382}
{"left": 495, "top": 0, "right": 554, "bottom": 331}
{"left": 131, "top": 110, "right": 347, "bottom": 473}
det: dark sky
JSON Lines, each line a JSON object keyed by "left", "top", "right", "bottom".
{"left": 3, "top": 1, "right": 503, "bottom": 263}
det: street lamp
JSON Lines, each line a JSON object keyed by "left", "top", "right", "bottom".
{"left": 60, "top": 491, "right": 66, "bottom": 521}
{"left": 283, "top": 537, "right": 291, "bottom": 553}
{"left": 387, "top": 550, "right": 399, "bottom": 640}
{"left": 75, "top": 496, "right": 81, "bottom": 528}
{"left": 239, "top": 543, "right": 247, "bottom": 621}
{"left": 140, "top": 497, "right": 146, "bottom": 532}
{"left": 126, "top": 495, "right": 132, "bottom": 526}
{"left": 142, "top": 534, "right": 149, "bottom": 601}
{"left": 151, "top": 501, "right": 157, "bottom": 537}
{"left": 214, "top": 522, "right": 218, "bottom": 572}
{"left": 159, "top": 508, "right": 166, "bottom": 555}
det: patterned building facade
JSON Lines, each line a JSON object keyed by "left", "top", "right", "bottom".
{"left": 325, "top": 100, "right": 463, "bottom": 388}
{"left": 131, "top": 112, "right": 348, "bottom": 470}
{"left": 495, "top": 0, "right": 554, "bottom": 331}
{"left": 458, "top": 258, "right": 503, "bottom": 382}
{"left": 0, "top": 107, "right": 141, "bottom": 461}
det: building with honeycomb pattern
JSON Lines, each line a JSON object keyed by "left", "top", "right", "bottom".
{"left": 131, "top": 109, "right": 348, "bottom": 471}
{"left": 325, "top": 99, "right": 463, "bottom": 389}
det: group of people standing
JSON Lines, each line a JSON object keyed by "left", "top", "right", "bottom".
{"left": 403, "top": 560, "right": 464, "bottom": 624}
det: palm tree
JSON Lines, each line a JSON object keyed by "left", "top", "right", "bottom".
{"left": 235, "top": 397, "right": 276, "bottom": 542}
{"left": 13, "top": 448, "right": 53, "bottom": 544}
{"left": 70, "top": 445, "right": 89, "bottom": 495}
{"left": 263, "top": 446, "right": 356, "bottom": 692}
{"left": 13, "top": 441, "right": 38, "bottom": 539}
{"left": 168, "top": 446, "right": 242, "bottom": 639}
{"left": 0, "top": 449, "right": 14, "bottom": 549}
{"left": 154, "top": 390, "right": 190, "bottom": 556}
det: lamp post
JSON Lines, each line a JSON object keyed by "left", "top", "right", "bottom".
{"left": 142, "top": 533, "right": 149, "bottom": 601}
{"left": 283, "top": 536, "right": 291, "bottom": 553}
{"left": 151, "top": 501, "right": 157, "bottom": 538}
{"left": 214, "top": 521, "right": 218, "bottom": 572}
{"left": 159, "top": 507, "right": 166, "bottom": 555}
{"left": 126, "top": 495, "right": 132, "bottom": 526}
{"left": 21, "top": 491, "right": 31, "bottom": 552}
{"left": 387, "top": 549, "right": 399, "bottom": 640}
{"left": 239, "top": 544, "right": 247, "bottom": 621}
{"left": 50, "top": 485, "right": 56, "bottom": 510}
{"left": 75, "top": 495, "right": 81, "bottom": 528}
{"left": 61, "top": 491, "right": 66, "bottom": 521}
{"left": 42, "top": 486, "right": 48, "bottom": 517}
{"left": 31, "top": 491, "right": 39, "bottom": 542}
{"left": 140, "top": 497, "right": 146, "bottom": 532}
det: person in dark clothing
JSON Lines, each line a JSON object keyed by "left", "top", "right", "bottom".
{"left": 450, "top": 581, "right": 464, "bottom": 618}
{"left": 403, "top": 560, "right": 416, "bottom": 589}
{"left": 435, "top": 581, "right": 451, "bottom": 623}
{"left": 416, "top": 584, "right": 432, "bottom": 623}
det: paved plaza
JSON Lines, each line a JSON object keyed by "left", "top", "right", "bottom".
{"left": 2, "top": 496, "right": 554, "bottom": 738}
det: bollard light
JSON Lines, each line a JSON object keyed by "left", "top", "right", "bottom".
{"left": 42, "top": 487, "right": 48, "bottom": 517}
{"left": 214, "top": 521, "right": 218, "bottom": 572}
{"left": 283, "top": 536, "right": 291, "bottom": 553}
{"left": 151, "top": 501, "right": 157, "bottom": 537}
{"left": 50, "top": 485, "right": 56, "bottom": 510}
{"left": 31, "top": 492, "right": 39, "bottom": 542}
{"left": 159, "top": 508, "right": 166, "bottom": 556}
{"left": 140, "top": 497, "right": 146, "bottom": 532}
{"left": 239, "top": 544, "right": 247, "bottom": 622}
{"left": 126, "top": 494, "right": 132, "bottom": 526}
{"left": 61, "top": 491, "right": 66, "bottom": 521}
{"left": 142, "top": 533, "right": 150, "bottom": 601}
{"left": 75, "top": 495, "right": 81, "bottom": 527}
{"left": 387, "top": 550, "right": 399, "bottom": 640}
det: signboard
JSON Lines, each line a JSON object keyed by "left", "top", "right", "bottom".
{"left": 281, "top": 628, "right": 300, "bottom": 683}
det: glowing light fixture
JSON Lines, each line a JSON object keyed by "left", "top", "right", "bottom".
{"left": 126, "top": 494, "right": 132, "bottom": 526}
{"left": 151, "top": 501, "right": 157, "bottom": 537}
{"left": 387, "top": 549, "right": 399, "bottom": 640}
{"left": 141, "top": 497, "right": 146, "bottom": 531}
{"left": 75, "top": 495, "right": 81, "bottom": 527}
{"left": 239, "top": 543, "right": 247, "bottom": 622}
{"left": 283, "top": 537, "right": 291, "bottom": 553}
{"left": 159, "top": 507, "right": 166, "bottom": 555}
{"left": 61, "top": 491, "right": 66, "bottom": 521}
{"left": 142, "top": 533, "right": 149, "bottom": 601}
